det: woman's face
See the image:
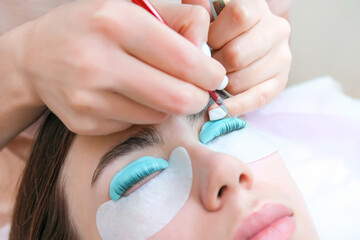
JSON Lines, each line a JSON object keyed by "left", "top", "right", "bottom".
{"left": 61, "top": 113, "right": 317, "bottom": 239}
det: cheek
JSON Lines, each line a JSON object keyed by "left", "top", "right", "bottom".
{"left": 149, "top": 198, "right": 220, "bottom": 240}
{"left": 249, "top": 152, "right": 298, "bottom": 198}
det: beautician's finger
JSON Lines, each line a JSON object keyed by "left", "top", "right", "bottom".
{"left": 74, "top": 118, "right": 133, "bottom": 136}
{"left": 155, "top": 3, "right": 210, "bottom": 47}
{"left": 110, "top": 53, "right": 210, "bottom": 115}
{"left": 208, "top": 0, "right": 268, "bottom": 50}
{"left": 212, "top": 16, "right": 289, "bottom": 73}
{"left": 70, "top": 90, "right": 169, "bottom": 124}
{"left": 95, "top": 2, "right": 226, "bottom": 91}
{"left": 209, "top": 74, "right": 287, "bottom": 116}
{"left": 225, "top": 41, "right": 291, "bottom": 94}
{"left": 58, "top": 107, "right": 132, "bottom": 135}
{"left": 61, "top": 92, "right": 168, "bottom": 135}
{"left": 181, "top": 0, "right": 211, "bottom": 15}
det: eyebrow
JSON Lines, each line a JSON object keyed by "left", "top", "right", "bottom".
{"left": 91, "top": 127, "right": 164, "bottom": 186}
{"left": 91, "top": 107, "right": 209, "bottom": 187}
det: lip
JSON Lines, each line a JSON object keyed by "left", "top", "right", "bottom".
{"left": 233, "top": 203, "right": 296, "bottom": 240}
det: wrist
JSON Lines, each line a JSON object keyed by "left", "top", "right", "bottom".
{"left": 0, "top": 22, "right": 47, "bottom": 149}
{"left": 0, "top": 21, "right": 43, "bottom": 109}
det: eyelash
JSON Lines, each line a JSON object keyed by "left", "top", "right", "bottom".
{"left": 199, "top": 118, "right": 247, "bottom": 144}
{"left": 219, "top": 119, "right": 246, "bottom": 134}
{"left": 109, "top": 157, "right": 168, "bottom": 201}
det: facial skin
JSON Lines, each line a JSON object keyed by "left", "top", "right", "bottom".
{"left": 61, "top": 112, "right": 318, "bottom": 240}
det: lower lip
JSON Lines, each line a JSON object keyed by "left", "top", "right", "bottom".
{"left": 249, "top": 216, "right": 296, "bottom": 240}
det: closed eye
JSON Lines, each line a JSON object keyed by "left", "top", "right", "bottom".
{"left": 121, "top": 171, "right": 162, "bottom": 197}
{"left": 109, "top": 157, "right": 168, "bottom": 201}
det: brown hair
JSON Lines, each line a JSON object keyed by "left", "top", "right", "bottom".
{"left": 10, "top": 112, "right": 78, "bottom": 240}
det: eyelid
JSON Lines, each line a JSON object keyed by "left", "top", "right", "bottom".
{"left": 199, "top": 118, "right": 247, "bottom": 144}
{"left": 122, "top": 171, "right": 162, "bottom": 197}
{"left": 109, "top": 157, "right": 168, "bottom": 201}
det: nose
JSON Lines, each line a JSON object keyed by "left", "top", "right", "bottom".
{"left": 189, "top": 146, "right": 254, "bottom": 212}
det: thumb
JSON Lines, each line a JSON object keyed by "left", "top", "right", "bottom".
{"left": 154, "top": 3, "right": 211, "bottom": 46}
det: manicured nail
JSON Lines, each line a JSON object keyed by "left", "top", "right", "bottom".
{"left": 201, "top": 42, "right": 227, "bottom": 90}
{"left": 217, "top": 75, "right": 228, "bottom": 90}
{"left": 209, "top": 107, "right": 227, "bottom": 121}
{"left": 201, "top": 42, "right": 212, "bottom": 57}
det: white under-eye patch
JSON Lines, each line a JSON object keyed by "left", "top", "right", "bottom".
{"left": 205, "top": 124, "right": 278, "bottom": 163}
{"left": 96, "top": 147, "right": 192, "bottom": 240}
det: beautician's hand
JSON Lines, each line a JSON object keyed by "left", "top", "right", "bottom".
{"left": 185, "top": 0, "right": 291, "bottom": 116}
{"left": 8, "top": 0, "right": 225, "bottom": 135}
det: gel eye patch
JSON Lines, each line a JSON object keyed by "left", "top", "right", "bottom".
{"left": 96, "top": 147, "right": 193, "bottom": 240}
{"left": 204, "top": 122, "right": 278, "bottom": 163}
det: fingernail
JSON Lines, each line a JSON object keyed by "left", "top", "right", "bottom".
{"left": 201, "top": 42, "right": 227, "bottom": 90}
{"left": 209, "top": 107, "right": 227, "bottom": 121}
{"left": 201, "top": 42, "right": 212, "bottom": 57}
{"left": 217, "top": 75, "right": 228, "bottom": 90}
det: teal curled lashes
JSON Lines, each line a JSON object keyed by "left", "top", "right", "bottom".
{"left": 199, "top": 118, "right": 247, "bottom": 144}
{"left": 109, "top": 156, "right": 169, "bottom": 201}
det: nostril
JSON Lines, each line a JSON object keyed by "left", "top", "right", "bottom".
{"left": 217, "top": 186, "right": 227, "bottom": 197}
{"left": 239, "top": 173, "right": 248, "bottom": 186}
